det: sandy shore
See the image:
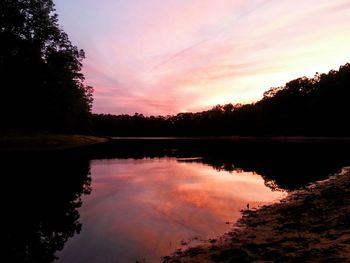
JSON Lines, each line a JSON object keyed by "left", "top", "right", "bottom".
{"left": 163, "top": 167, "right": 350, "bottom": 262}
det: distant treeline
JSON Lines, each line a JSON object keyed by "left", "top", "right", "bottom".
{"left": 93, "top": 63, "right": 350, "bottom": 136}
{"left": 1, "top": 0, "right": 93, "bottom": 133}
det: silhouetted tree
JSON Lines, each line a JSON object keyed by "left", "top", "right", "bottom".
{"left": 0, "top": 0, "right": 93, "bottom": 133}
{"left": 92, "top": 63, "right": 350, "bottom": 137}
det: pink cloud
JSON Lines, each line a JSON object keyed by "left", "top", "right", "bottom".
{"left": 56, "top": 0, "right": 350, "bottom": 115}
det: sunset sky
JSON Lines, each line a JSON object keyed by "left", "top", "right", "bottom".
{"left": 55, "top": 0, "right": 350, "bottom": 115}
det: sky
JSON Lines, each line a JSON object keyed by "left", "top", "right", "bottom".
{"left": 55, "top": 0, "right": 350, "bottom": 115}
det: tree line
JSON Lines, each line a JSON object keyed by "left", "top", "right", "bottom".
{"left": 2, "top": 1, "right": 349, "bottom": 137}
{"left": 92, "top": 63, "right": 350, "bottom": 136}
{"left": 1, "top": 0, "right": 93, "bottom": 133}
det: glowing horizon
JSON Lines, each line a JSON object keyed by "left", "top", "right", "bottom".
{"left": 55, "top": 0, "right": 350, "bottom": 115}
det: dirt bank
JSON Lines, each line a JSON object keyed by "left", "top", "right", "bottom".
{"left": 0, "top": 134, "right": 108, "bottom": 154}
{"left": 163, "top": 167, "right": 350, "bottom": 262}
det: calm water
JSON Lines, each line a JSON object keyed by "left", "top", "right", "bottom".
{"left": 4, "top": 139, "right": 350, "bottom": 263}
{"left": 56, "top": 158, "right": 285, "bottom": 262}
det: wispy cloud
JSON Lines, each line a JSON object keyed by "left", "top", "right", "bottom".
{"left": 56, "top": 0, "right": 350, "bottom": 115}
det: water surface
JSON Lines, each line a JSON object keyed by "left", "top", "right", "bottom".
{"left": 4, "top": 139, "right": 350, "bottom": 262}
{"left": 57, "top": 158, "right": 285, "bottom": 262}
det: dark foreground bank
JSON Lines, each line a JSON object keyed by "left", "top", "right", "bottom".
{"left": 0, "top": 134, "right": 108, "bottom": 155}
{"left": 164, "top": 167, "right": 350, "bottom": 262}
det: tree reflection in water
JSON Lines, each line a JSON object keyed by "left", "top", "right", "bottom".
{"left": 3, "top": 154, "right": 91, "bottom": 263}
{"left": 3, "top": 139, "right": 350, "bottom": 262}
{"left": 90, "top": 138, "right": 350, "bottom": 191}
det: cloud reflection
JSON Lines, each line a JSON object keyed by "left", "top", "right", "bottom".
{"left": 57, "top": 158, "right": 285, "bottom": 262}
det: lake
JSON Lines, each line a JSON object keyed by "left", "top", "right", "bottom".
{"left": 56, "top": 158, "right": 285, "bottom": 262}
{"left": 3, "top": 138, "right": 350, "bottom": 262}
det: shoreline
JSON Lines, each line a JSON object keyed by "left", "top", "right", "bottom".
{"left": 109, "top": 136, "right": 350, "bottom": 143}
{"left": 0, "top": 134, "right": 109, "bottom": 154}
{"left": 163, "top": 167, "right": 350, "bottom": 262}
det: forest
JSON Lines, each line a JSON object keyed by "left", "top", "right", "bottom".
{"left": 0, "top": 0, "right": 93, "bottom": 133}
{"left": 92, "top": 63, "right": 350, "bottom": 136}
{"left": 1, "top": 1, "right": 349, "bottom": 137}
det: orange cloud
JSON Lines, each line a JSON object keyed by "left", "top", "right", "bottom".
{"left": 56, "top": 0, "right": 350, "bottom": 115}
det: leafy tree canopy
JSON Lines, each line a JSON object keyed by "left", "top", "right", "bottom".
{"left": 0, "top": 0, "right": 93, "bottom": 133}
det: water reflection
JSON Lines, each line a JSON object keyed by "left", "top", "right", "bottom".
{"left": 4, "top": 139, "right": 350, "bottom": 262}
{"left": 89, "top": 138, "right": 350, "bottom": 190}
{"left": 57, "top": 158, "right": 285, "bottom": 262}
{"left": 3, "top": 154, "right": 91, "bottom": 263}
